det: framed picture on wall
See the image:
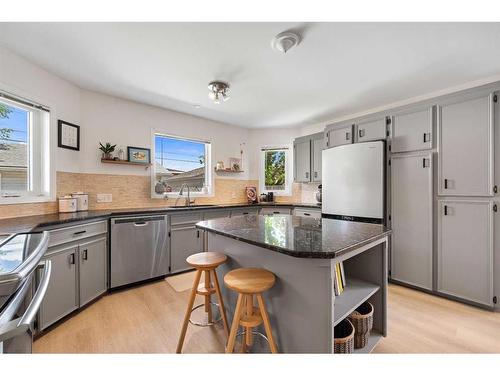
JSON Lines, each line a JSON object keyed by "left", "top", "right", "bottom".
{"left": 58, "top": 120, "right": 80, "bottom": 151}
{"left": 127, "top": 146, "right": 151, "bottom": 164}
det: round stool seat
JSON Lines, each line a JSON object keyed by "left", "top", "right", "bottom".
{"left": 224, "top": 268, "right": 275, "bottom": 294}
{"left": 186, "top": 252, "right": 227, "bottom": 268}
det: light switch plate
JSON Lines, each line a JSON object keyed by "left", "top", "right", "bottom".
{"left": 96, "top": 193, "right": 112, "bottom": 203}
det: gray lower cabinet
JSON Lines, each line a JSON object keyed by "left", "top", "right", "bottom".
{"left": 39, "top": 245, "right": 79, "bottom": 331}
{"left": 203, "top": 209, "right": 230, "bottom": 220}
{"left": 230, "top": 208, "right": 259, "bottom": 217}
{"left": 437, "top": 199, "right": 494, "bottom": 306}
{"left": 79, "top": 236, "right": 107, "bottom": 306}
{"left": 391, "top": 152, "right": 433, "bottom": 290}
{"left": 293, "top": 207, "right": 321, "bottom": 219}
{"left": 260, "top": 207, "right": 292, "bottom": 215}
{"left": 170, "top": 225, "right": 203, "bottom": 273}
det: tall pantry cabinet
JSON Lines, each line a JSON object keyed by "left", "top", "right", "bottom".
{"left": 390, "top": 106, "right": 434, "bottom": 291}
{"left": 389, "top": 90, "right": 497, "bottom": 308}
{"left": 436, "top": 92, "right": 496, "bottom": 307}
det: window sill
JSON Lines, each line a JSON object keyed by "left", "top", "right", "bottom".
{"left": 0, "top": 195, "right": 53, "bottom": 205}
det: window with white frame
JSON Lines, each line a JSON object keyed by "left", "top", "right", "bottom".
{"left": 259, "top": 146, "right": 291, "bottom": 195}
{"left": 152, "top": 133, "right": 212, "bottom": 197}
{"left": 0, "top": 93, "right": 51, "bottom": 203}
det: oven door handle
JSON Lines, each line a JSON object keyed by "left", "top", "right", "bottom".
{"left": 0, "top": 260, "right": 52, "bottom": 343}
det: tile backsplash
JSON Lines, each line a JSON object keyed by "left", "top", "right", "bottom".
{"left": 0, "top": 172, "right": 308, "bottom": 219}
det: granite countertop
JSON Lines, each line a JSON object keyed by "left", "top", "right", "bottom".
{"left": 0, "top": 202, "right": 321, "bottom": 235}
{"left": 196, "top": 214, "right": 391, "bottom": 259}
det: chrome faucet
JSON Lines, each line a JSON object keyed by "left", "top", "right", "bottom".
{"left": 175, "top": 183, "right": 195, "bottom": 206}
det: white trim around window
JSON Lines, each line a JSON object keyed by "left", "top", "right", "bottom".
{"left": 0, "top": 88, "right": 53, "bottom": 205}
{"left": 259, "top": 145, "right": 292, "bottom": 196}
{"left": 151, "top": 131, "right": 214, "bottom": 199}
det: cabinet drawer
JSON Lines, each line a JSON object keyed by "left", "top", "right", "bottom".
{"left": 293, "top": 208, "right": 321, "bottom": 219}
{"left": 48, "top": 220, "right": 107, "bottom": 247}
{"left": 203, "top": 210, "right": 231, "bottom": 220}
{"left": 170, "top": 212, "right": 203, "bottom": 225}
{"left": 231, "top": 208, "right": 259, "bottom": 217}
{"left": 260, "top": 207, "right": 291, "bottom": 215}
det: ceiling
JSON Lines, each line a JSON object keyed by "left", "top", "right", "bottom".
{"left": 1, "top": 22, "right": 500, "bottom": 129}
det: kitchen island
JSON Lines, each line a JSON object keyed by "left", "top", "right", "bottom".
{"left": 196, "top": 214, "right": 391, "bottom": 353}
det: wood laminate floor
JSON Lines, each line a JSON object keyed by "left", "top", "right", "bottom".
{"left": 33, "top": 280, "right": 500, "bottom": 354}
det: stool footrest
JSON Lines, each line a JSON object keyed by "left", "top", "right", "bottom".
{"left": 189, "top": 302, "right": 222, "bottom": 327}
{"left": 239, "top": 307, "right": 263, "bottom": 328}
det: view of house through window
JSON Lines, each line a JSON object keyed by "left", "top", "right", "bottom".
{"left": 0, "top": 100, "right": 30, "bottom": 192}
{"left": 154, "top": 134, "right": 210, "bottom": 195}
{"left": 261, "top": 147, "right": 289, "bottom": 193}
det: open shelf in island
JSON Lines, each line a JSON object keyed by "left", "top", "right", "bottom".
{"left": 354, "top": 331, "right": 383, "bottom": 354}
{"left": 333, "top": 278, "right": 380, "bottom": 326}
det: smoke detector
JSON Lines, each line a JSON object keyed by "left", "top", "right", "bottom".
{"left": 271, "top": 31, "right": 301, "bottom": 53}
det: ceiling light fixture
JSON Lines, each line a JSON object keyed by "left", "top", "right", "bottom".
{"left": 208, "top": 81, "right": 230, "bottom": 104}
{"left": 271, "top": 31, "right": 301, "bottom": 53}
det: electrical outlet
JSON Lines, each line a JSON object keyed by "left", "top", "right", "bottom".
{"left": 96, "top": 193, "right": 112, "bottom": 203}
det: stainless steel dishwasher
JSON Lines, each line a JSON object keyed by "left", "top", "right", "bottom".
{"left": 110, "top": 215, "right": 169, "bottom": 288}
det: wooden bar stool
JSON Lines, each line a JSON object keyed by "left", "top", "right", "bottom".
{"left": 224, "top": 268, "right": 278, "bottom": 353}
{"left": 176, "top": 252, "right": 230, "bottom": 353}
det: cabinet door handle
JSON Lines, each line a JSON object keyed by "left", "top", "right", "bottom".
{"left": 345, "top": 132, "right": 350, "bottom": 141}
{"left": 444, "top": 179, "right": 448, "bottom": 189}
{"left": 304, "top": 213, "right": 311, "bottom": 216}
{"left": 444, "top": 205, "right": 448, "bottom": 216}
{"left": 82, "top": 249, "right": 88, "bottom": 260}
{"left": 314, "top": 171, "right": 318, "bottom": 178}
{"left": 305, "top": 172, "right": 309, "bottom": 179}
{"left": 358, "top": 129, "right": 365, "bottom": 138}
{"left": 73, "top": 230, "right": 86, "bottom": 236}
{"left": 197, "top": 230, "right": 200, "bottom": 238}
{"left": 422, "top": 158, "right": 429, "bottom": 168}
{"left": 69, "top": 253, "right": 75, "bottom": 265}
{"left": 242, "top": 212, "right": 249, "bottom": 215}
{"left": 423, "top": 133, "right": 431, "bottom": 143}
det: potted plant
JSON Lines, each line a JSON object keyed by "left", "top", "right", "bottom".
{"left": 99, "top": 142, "right": 116, "bottom": 160}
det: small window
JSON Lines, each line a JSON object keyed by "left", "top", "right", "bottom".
{"left": 152, "top": 134, "right": 212, "bottom": 197}
{"left": 260, "top": 147, "right": 291, "bottom": 195}
{"left": 0, "top": 94, "right": 51, "bottom": 203}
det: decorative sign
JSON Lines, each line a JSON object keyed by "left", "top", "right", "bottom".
{"left": 127, "top": 146, "right": 151, "bottom": 164}
{"left": 58, "top": 120, "right": 80, "bottom": 151}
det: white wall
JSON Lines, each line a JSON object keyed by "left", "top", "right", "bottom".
{"left": 80, "top": 90, "right": 250, "bottom": 180}
{"left": 0, "top": 45, "right": 82, "bottom": 173}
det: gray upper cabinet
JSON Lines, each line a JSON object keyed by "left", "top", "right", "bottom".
{"left": 355, "top": 117, "right": 387, "bottom": 142}
{"left": 437, "top": 199, "right": 493, "bottom": 306}
{"left": 312, "top": 137, "right": 323, "bottom": 182}
{"left": 391, "top": 152, "right": 433, "bottom": 290}
{"left": 79, "top": 236, "right": 107, "bottom": 307}
{"left": 326, "top": 125, "right": 352, "bottom": 148}
{"left": 293, "top": 132, "right": 323, "bottom": 182}
{"left": 170, "top": 225, "right": 203, "bottom": 273}
{"left": 391, "top": 107, "right": 433, "bottom": 153}
{"left": 294, "top": 138, "right": 311, "bottom": 183}
{"left": 39, "top": 246, "right": 79, "bottom": 330}
{"left": 438, "top": 93, "right": 494, "bottom": 197}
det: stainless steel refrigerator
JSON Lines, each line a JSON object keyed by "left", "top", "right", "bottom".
{"left": 322, "top": 140, "right": 385, "bottom": 224}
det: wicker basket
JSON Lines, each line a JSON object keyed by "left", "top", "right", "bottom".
{"left": 348, "top": 301, "right": 374, "bottom": 349}
{"left": 334, "top": 319, "right": 355, "bottom": 354}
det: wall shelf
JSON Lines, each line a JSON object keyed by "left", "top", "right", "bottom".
{"left": 101, "top": 159, "right": 151, "bottom": 168}
{"left": 214, "top": 168, "right": 244, "bottom": 173}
